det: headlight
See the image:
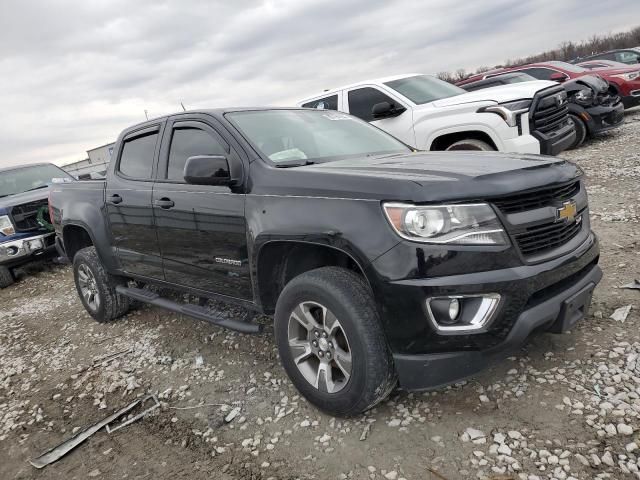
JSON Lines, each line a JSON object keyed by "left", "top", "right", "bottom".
{"left": 0, "top": 215, "right": 15, "bottom": 236}
{"left": 478, "top": 99, "right": 532, "bottom": 127}
{"left": 574, "top": 89, "right": 594, "bottom": 104}
{"left": 612, "top": 72, "right": 640, "bottom": 81}
{"left": 383, "top": 203, "right": 507, "bottom": 245}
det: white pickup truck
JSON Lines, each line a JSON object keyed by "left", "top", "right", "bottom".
{"left": 296, "top": 73, "right": 576, "bottom": 155}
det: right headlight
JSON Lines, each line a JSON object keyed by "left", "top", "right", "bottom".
{"left": 478, "top": 99, "right": 532, "bottom": 127}
{"left": 0, "top": 215, "right": 15, "bottom": 236}
{"left": 383, "top": 203, "right": 508, "bottom": 245}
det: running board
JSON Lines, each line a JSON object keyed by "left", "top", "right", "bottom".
{"left": 115, "top": 286, "right": 262, "bottom": 334}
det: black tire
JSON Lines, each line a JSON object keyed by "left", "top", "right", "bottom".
{"left": 73, "top": 247, "right": 130, "bottom": 323}
{"left": 445, "top": 139, "right": 495, "bottom": 151}
{"left": 274, "top": 267, "right": 396, "bottom": 416}
{"left": 0, "top": 265, "right": 14, "bottom": 288}
{"left": 568, "top": 114, "right": 587, "bottom": 149}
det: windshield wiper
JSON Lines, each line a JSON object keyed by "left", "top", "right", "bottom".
{"left": 25, "top": 184, "right": 49, "bottom": 192}
{"left": 274, "top": 160, "right": 316, "bottom": 168}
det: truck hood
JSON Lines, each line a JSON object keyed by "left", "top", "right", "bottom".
{"left": 428, "top": 80, "right": 556, "bottom": 107}
{"left": 261, "top": 152, "right": 580, "bottom": 203}
{"left": 0, "top": 188, "right": 50, "bottom": 215}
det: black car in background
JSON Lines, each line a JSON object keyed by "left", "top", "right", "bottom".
{"left": 461, "top": 72, "right": 624, "bottom": 149}
{"left": 571, "top": 47, "right": 640, "bottom": 66}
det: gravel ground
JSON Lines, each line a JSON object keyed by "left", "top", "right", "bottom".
{"left": 1, "top": 109, "right": 639, "bottom": 480}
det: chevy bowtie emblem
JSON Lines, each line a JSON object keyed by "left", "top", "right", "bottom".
{"left": 556, "top": 200, "right": 577, "bottom": 223}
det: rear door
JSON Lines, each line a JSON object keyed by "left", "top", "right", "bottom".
{"left": 344, "top": 86, "right": 415, "bottom": 146}
{"left": 106, "top": 124, "right": 164, "bottom": 279}
{"left": 152, "top": 114, "right": 252, "bottom": 300}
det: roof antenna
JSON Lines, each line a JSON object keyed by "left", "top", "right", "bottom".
{"left": 180, "top": 102, "right": 186, "bottom": 112}
{"left": 144, "top": 109, "right": 149, "bottom": 120}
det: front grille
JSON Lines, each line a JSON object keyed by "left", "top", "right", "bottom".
{"left": 10, "top": 200, "right": 50, "bottom": 232}
{"left": 514, "top": 216, "right": 583, "bottom": 256}
{"left": 491, "top": 181, "right": 580, "bottom": 214}
{"left": 531, "top": 88, "right": 570, "bottom": 134}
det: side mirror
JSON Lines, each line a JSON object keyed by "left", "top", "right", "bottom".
{"left": 550, "top": 72, "right": 568, "bottom": 83}
{"left": 372, "top": 101, "right": 406, "bottom": 119}
{"left": 184, "top": 155, "right": 232, "bottom": 186}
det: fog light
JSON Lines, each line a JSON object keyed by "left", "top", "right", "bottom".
{"left": 448, "top": 298, "right": 460, "bottom": 321}
{"left": 426, "top": 294, "right": 501, "bottom": 334}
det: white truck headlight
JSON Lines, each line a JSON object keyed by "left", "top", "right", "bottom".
{"left": 0, "top": 215, "right": 15, "bottom": 236}
{"left": 478, "top": 99, "right": 531, "bottom": 127}
{"left": 383, "top": 203, "right": 507, "bottom": 245}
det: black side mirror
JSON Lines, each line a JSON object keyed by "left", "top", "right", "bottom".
{"left": 184, "top": 155, "right": 232, "bottom": 186}
{"left": 372, "top": 101, "right": 406, "bottom": 119}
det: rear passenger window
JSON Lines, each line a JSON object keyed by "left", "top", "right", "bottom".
{"left": 167, "top": 127, "right": 227, "bottom": 181}
{"left": 301, "top": 95, "right": 338, "bottom": 110}
{"left": 348, "top": 88, "right": 397, "bottom": 122}
{"left": 118, "top": 132, "right": 159, "bottom": 179}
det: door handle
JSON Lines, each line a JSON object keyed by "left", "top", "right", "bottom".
{"left": 154, "top": 198, "right": 175, "bottom": 209}
{"left": 108, "top": 194, "right": 123, "bottom": 205}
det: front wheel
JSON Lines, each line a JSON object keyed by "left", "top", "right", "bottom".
{"left": 567, "top": 114, "right": 587, "bottom": 149}
{"left": 0, "top": 265, "right": 15, "bottom": 288}
{"left": 445, "top": 139, "right": 495, "bottom": 151}
{"left": 73, "top": 247, "right": 130, "bottom": 323}
{"left": 274, "top": 267, "right": 396, "bottom": 416}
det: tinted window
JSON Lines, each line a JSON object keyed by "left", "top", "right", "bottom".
{"left": 348, "top": 88, "right": 398, "bottom": 122}
{"left": 119, "top": 132, "right": 158, "bottom": 179}
{"left": 519, "top": 68, "right": 558, "bottom": 80}
{"left": 167, "top": 127, "right": 227, "bottom": 181}
{"left": 301, "top": 95, "right": 338, "bottom": 110}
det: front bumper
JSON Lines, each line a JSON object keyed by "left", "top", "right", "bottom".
{"left": 371, "top": 231, "right": 600, "bottom": 391}
{"left": 0, "top": 232, "right": 56, "bottom": 267}
{"left": 583, "top": 102, "right": 625, "bottom": 135}
{"left": 622, "top": 93, "right": 640, "bottom": 109}
{"left": 533, "top": 121, "right": 576, "bottom": 156}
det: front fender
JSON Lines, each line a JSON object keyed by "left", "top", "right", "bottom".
{"left": 415, "top": 112, "right": 508, "bottom": 150}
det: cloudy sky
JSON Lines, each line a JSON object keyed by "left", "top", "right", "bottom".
{"left": 0, "top": 0, "right": 637, "bottom": 167}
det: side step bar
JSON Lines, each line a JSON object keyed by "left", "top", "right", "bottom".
{"left": 115, "top": 286, "right": 262, "bottom": 334}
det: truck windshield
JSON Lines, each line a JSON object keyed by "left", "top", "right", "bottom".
{"left": 227, "top": 109, "right": 410, "bottom": 165}
{"left": 384, "top": 75, "right": 466, "bottom": 105}
{"left": 0, "top": 164, "right": 72, "bottom": 198}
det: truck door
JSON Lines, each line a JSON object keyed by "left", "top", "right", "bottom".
{"left": 106, "top": 124, "right": 164, "bottom": 279}
{"left": 152, "top": 116, "right": 252, "bottom": 300}
{"left": 345, "top": 86, "right": 416, "bottom": 147}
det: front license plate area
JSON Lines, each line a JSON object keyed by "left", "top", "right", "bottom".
{"left": 549, "top": 282, "right": 595, "bottom": 333}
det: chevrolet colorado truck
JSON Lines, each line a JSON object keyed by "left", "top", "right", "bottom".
{"left": 0, "top": 163, "right": 73, "bottom": 287}
{"left": 296, "top": 73, "right": 576, "bottom": 155}
{"left": 50, "top": 108, "right": 601, "bottom": 416}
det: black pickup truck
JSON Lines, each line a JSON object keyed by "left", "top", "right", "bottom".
{"left": 50, "top": 108, "right": 602, "bottom": 416}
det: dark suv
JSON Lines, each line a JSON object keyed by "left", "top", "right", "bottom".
{"left": 50, "top": 108, "right": 601, "bottom": 416}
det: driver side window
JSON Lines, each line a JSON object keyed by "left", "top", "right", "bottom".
{"left": 167, "top": 127, "right": 227, "bottom": 182}
{"left": 348, "top": 87, "right": 398, "bottom": 122}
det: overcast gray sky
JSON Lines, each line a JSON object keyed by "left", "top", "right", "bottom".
{"left": 0, "top": 0, "right": 637, "bottom": 167}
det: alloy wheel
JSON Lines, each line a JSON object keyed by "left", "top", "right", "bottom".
{"left": 287, "top": 301, "right": 352, "bottom": 393}
{"left": 77, "top": 263, "right": 100, "bottom": 311}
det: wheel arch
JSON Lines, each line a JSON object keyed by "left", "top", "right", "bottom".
{"left": 429, "top": 129, "right": 499, "bottom": 151}
{"left": 254, "top": 240, "right": 372, "bottom": 315}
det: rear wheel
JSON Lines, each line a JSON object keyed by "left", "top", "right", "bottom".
{"left": 274, "top": 267, "right": 396, "bottom": 416}
{"left": 0, "top": 265, "right": 14, "bottom": 288}
{"left": 567, "top": 114, "right": 587, "bottom": 149}
{"left": 73, "top": 247, "right": 130, "bottom": 323}
{"left": 445, "top": 139, "right": 495, "bottom": 151}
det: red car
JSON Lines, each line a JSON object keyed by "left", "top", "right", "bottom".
{"left": 458, "top": 61, "right": 640, "bottom": 109}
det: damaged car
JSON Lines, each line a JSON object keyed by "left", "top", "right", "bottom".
{"left": 0, "top": 163, "right": 74, "bottom": 287}
{"left": 460, "top": 72, "right": 624, "bottom": 148}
